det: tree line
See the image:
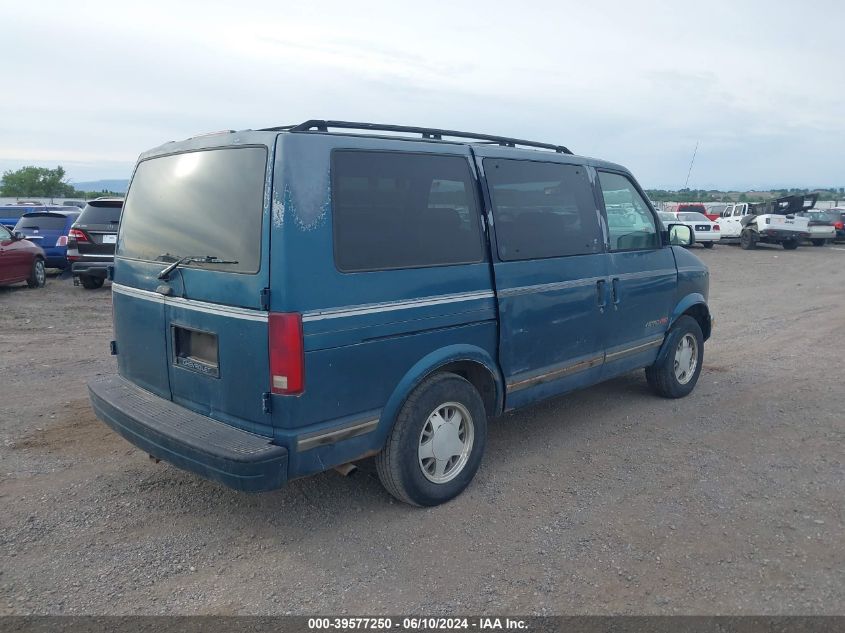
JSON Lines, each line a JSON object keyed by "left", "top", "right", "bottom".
{"left": 0, "top": 166, "right": 121, "bottom": 199}
{"left": 646, "top": 187, "right": 845, "bottom": 203}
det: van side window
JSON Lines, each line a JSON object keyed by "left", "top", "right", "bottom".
{"left": 597, "top": 171, "right": 660, "bottom": 251}
{"left": 484, "top": 159, "right": 601, "bottom": 261}
{"left": 332, "top": 151, "right": 484, "bottom": 272}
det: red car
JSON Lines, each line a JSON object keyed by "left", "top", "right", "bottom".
{"left": 0, "top": 224, "right": 47, "bottom": 288}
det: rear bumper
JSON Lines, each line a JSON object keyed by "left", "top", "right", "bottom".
{"left": 88, "top": 375, "right": 288, "bottom": 492}
{"left": 72, "top": 261, "right": 111, "bottom": 277}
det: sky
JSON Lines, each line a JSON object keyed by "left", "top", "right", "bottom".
{"left": 1, "top": 0, "right": 843, "bottom": 190}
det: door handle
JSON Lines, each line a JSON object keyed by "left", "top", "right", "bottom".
{"left": 611, "top": 278, "right": 620, "bottom": 305}
{"left": 596, "top": 280, "right": 607, "bottom": 308}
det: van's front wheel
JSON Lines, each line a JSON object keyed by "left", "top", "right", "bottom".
{"left": 376, "top": 373, "right": 487, "bottom": 506}
{"left": 645, "top": 316, "right": 704, "bottom": 399}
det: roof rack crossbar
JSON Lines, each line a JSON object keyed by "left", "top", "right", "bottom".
{"left": 261, "top": 120, "right": 572, "bottom": 154}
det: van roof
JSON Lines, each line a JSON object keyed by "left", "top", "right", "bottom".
{"left": 259, "top": 120, "right": 574, "bottom": 155}
{"left": 145, "top": 120, "right": 630, "bottom": 174}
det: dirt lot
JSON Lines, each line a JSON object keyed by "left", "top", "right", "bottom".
{"left": 1, "top": 244, "right": 843, "bottom": 615}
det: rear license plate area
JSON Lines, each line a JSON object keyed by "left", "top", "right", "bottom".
{"left": 695, "top": 225, "right": 709, "bottom": 231}
{"left": 173, "top": 326, "right": 219, "bottom": 378}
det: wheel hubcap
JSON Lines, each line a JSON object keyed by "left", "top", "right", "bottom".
{"left": 673, "top": 334, "right": 698, "bottom": 385}
{"left": 418, "top": 402, "right": 474, "bottom": 484}
{"left": 36, "top": 262, "right": 45, "bottom": 285}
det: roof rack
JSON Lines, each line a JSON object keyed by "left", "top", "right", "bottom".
{"left": 259, "top": 120, "right": 573, "bottom": 154}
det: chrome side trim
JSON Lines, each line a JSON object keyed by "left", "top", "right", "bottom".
{"left": 112, "top": 283, "right": 269, "bottom": 322}
{"left": 507, "top": 354, "right": 604, "bottom": 392}
{"left": 302, "top": 290, "right": 495, "bottom": 322}
{"left": 297, "top": 416, "right": 380, "bottom": 451}
{"left": 112, "top": 283, "right": 163, "bottom": 302}
{"left": 614, "top": 268, "right": 677, "bottom": 281}
{"left": 506, "top": 336, "right": 665, "bottom": 392}
{"left": 497, "top": 276, "right": 605, "bottom": 298}
{"left": 604, "top": 337, "right": 663, "bottom": 362}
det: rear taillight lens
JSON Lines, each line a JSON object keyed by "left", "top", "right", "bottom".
{"left": 836, "top": 222, "right": 844, "bottom": 230}
{"left": 713, "top": 224, "right": 720, "bottom": 231}
{"left": 269, "top": 313, "right": 304, "bottom": 395}
{"left": 68, "top": 228, "right": 88, "bottom": 242}
{"left": 56, "top": 235, "right": 68, "bottom": 246}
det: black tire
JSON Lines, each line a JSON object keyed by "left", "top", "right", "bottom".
{"left": 376, "top": 372, "right": 487, "bottom": 506}
{"left": 740, "top": 229, "right": 756, "bottom": 250}
{"left": 79, "top": 275, "right": 105, "bottom": 289}
{"left": 782, "top": 240, "right": 799, "bottom": 250}
{"left": 811, "top": 239, "right": 825, "bottom": 247}
{"left": 27, "top": 258, "right": 46, "bottom": 288}
{"left": 702, "top": 241, "right": 714, "bottom": 249}
{"left": 645, "top": 315, "right": 704, "bottom": 399}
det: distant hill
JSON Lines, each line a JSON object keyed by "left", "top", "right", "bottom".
{"left": 71, "top": 179, "right": 130, "bottom": 194}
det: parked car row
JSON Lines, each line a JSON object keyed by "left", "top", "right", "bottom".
{"left": 0, "top": 197, "right": 124, "bottom": 289}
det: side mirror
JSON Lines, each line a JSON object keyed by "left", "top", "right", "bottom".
{"left": 668, "top": 224, "right": 695, "bottom": 247}
{"left": 12, "top": 231, "right": 25, "bottom": 241}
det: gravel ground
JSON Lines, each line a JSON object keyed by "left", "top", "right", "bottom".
{"left": 1, "top": 244, "right": 843, "bottom": 615}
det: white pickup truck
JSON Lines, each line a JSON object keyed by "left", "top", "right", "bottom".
{"left": 717, "top": 196, "right": 813, "bottom": 250}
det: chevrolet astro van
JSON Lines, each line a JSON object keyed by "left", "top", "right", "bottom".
{"left": 89, "top": 120, "right": 712, "bottom": 506}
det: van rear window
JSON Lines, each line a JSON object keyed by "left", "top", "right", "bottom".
{"left": 118, "top": 147, "right": 267, "bottom": 274}
{"left": 332, "top": 151, "right": 484, "bottom": 271}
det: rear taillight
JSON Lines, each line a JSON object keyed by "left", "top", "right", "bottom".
{"left": 713, "top": 224, "right": 720, "bottom": 231}
{"left": 56, "top": 235, "right": 68, "bottom": 247}
{"left": 836, "top": 222, "right": 844, "bottom": 230}
{"left": 269, "top": 313, "right": 304, "bottom": 395}
{"left": 68, "top": 228, "right": 88, "bottom": 242}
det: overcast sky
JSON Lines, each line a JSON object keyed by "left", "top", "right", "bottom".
{"left": 2, "top": 0, "right": 843, "bottom": 190}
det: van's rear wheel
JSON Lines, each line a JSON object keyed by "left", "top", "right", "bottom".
{"left": 645, "top": 315, "right": 704, "bottom": 399}
{"left": 376, "top": 373, "right": 487, "bottom": 506}
{"left": 782, "top": 239, "right": 799, "bottom": 250}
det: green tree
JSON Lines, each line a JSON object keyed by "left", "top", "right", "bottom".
{"left": 0, "top": 165, "right": 78, "bottom": 198}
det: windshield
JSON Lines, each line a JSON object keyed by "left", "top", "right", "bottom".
{"left": 805, "top": 212, "right": 835, "bottom": 222}
{"left": 16, "top": 214, "right": 73, "bottom": 230}
{"left": 118, "top": 147, "right": 267, "bottom": 274}
{"left": 678, "top": 212, "right": 709, "bottom": 222}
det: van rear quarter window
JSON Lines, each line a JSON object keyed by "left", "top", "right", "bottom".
{"left": 484, "top": 158, "right": 602, "bottom": 261}
{"left": 332, "top": 150, "right": 484, "bottom": 271}
{"left": 118, "top": 147, "right": 267, "bottom": 273}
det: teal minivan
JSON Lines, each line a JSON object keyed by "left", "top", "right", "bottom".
{"left": 89, "top": 121, "right": 711, "bottom": 506}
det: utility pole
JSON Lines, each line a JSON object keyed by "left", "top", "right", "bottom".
{"left": 684, "top": 141, "right": 699, "bottom": 190}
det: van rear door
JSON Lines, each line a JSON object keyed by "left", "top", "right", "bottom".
{"left": 113, "top": 141, "right": 274, "bottom": 434}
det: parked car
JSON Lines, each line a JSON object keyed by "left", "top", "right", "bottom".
{"left": 0, "top": 203, "right": 67, "bottom": 230}
{"left": 66, "top": 198, "right": 124, "bottom": 289}
{"left": 660, "top": 211, "right": 720, "bottom": 248}
{"left": 828, "top": 208, "right": 845, "bottom": 241}
{"left": 717, "top": 197, "right": 812, "bottom": 250}
{"left": 13, "top": 210, "right": 80, "bottom": 270}
{"left": 88, "top": 120, "right": 712, "bottom": 507}
{"left": 795, "top": 210, "right": 837, "bottom": 246}
{"left": 0, "top": 224, "right": 47, "bottom": 288}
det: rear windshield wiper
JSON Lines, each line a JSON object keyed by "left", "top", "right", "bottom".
{"left": 157, "top": 255, "right": 239, "bottom": 279}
